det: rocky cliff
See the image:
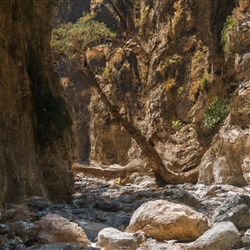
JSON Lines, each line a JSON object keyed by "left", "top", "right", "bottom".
{"left": 52, "top": 0, "right": 250, "bottom": 185}
{"left": 0, "top": 0, "right": 74, "bottom": 205}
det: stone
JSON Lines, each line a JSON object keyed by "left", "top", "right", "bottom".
{"left": 138, "top": 243, "right": 182, "bottom": 250}
{"left": 241, "top": 235, "right": 250, "bottom": 248}
{"left": 97, "top": 227, "right": 138, "bottom": 250}
{"left": 10, "top": 221, "right": 37, "bottom": 242}
{"left": 37, "top": 213, "right": 91, "bottom": 246}
{"left": 186, "top": 222, "right": 241, "bottom": 250}
{"left": 83, "top": 222, "right": 107, "bottom": 242}
{"left": 127, "top": 200, "right": 209, "bottom": 241}
{"left": 166, "top": 188, "right": 200, "bottom": 209}
{"left": 0, "top": 225, "right": 9, "bottom": 235}
{"left": 1, "top": 204, "right": 37, "bottom": 223}
{"left": 8, "top": 238, "right": 26, "bottom": 250}
{"left": 212, "top": 194, "right": 250, "bottom": 229}
{"left": 107, "top": 212, "right": 131, "bottom": 230}
{"left": 27, "top": 199, "right": 50, "bottom": 212}
{"left": 27, "top": 243, "right": 98, "bottom": 250}
{"left": 0, "top": 236, "right": 9, "bottom": 248}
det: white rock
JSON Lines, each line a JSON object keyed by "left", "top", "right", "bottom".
{"left": 97, "top": 227, "right": 138, "bottom": 250}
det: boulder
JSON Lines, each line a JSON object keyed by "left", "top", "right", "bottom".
{"left": 97, "top": 227, "right": 138, "bottom": 250}
{"left": 0, "top": 236, "right": 9, "bottom": 249}
{"left": 10, "top": 221, "right": 37, "bottom": 242}
{"left": 137, "top": 243, "right": 182, "bottom": 250}
{"left": 83, "top": 222, "right": 107, "bottom": 242}
{"left": 166, "top": 188, "right": 200, "bottom": 209}
{"left": 37, "top": 213, "right": 91, "bottom": 246}
{"left": 212, "top": 194, "right": 250, "bottom": 229}
{"left": 0, "top": 224, "right": 9, "bottom": 236}
{"left": 27, "top": 243, "right": 98, "bottom": 250}
{"left": 126, "top": 200, "right": 209, "bottom": 241}
{"left": 186, "top": 222, "right": 241, "bottom": 250}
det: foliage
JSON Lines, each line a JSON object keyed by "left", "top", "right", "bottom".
{"left": 200, "top": 70, "right": 211, "bottom": 88}
{"left": 103, "top": 65, "right": 113, "bottom": 78}
{"left": 204, "top": 97, "right": 230, "bottom": 129}
{"left": 177, "top": 86, "right": 183, "bottom": 94}
{"left": 172, "top": 120, "right": 182, "bottom": 128}
{"left": 51, "top": 14, "right": 116, "bottom": 57}
{"left": 142, "top": 5, "right": 150, "bottom": 22}
{"left": 200, "top": 77, "right": 206, "bottom": 89}
{"left": 221, "top": 15, "right": 235, "bottom": 59}
{"left": 138, "top": 5, "right": 151, "bottom": 36}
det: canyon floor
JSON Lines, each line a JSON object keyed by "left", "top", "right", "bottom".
{"left": 1, "top": 162, "right": 250, "bottom": 250}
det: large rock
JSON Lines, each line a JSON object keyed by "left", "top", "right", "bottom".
{"left": 166, "top": 188, "right": 200, "bottom": 209}
{"left": 212, "top": 194, "right": 250, "bottom": 229}
{"left": 10, "top": 221, "right": 37, "bottom": 243}
{"left": 28, "top": 243, "right": 97, "bottom": 250}
{"left": 198, "top": 120, "right": 250, "bottom": 186}
{"left": 126, "top": 200, "right": 209, "bottom": 241}
{"left": 186, "top": 222, "right": 241, "bottom": 250}
{"left": 0, "top": 224, "right": 10, "bottom": 236}
{"left": 37, "top": 213, "right": 91, "bottom": 246}
{"left": 97, "top": 227, "right": 138, "bottom": 250}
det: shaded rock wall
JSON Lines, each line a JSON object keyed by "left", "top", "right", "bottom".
{"left": 0, "top": 0, "right": 73, "bottom": 205}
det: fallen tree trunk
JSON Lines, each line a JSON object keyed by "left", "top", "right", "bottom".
{"left": 91, "top": 73, "right": 198, "bottom": 184}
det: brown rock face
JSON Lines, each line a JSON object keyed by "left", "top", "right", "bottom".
{"left": 0, "top": 0, "right": 73, "bottom": 204}
{"left": 198, "top": 2, "right": 250, "bottom": 186}
{"left": 53, "top": 0, "right": 250, "bottom": 185}
{"left": 127, "top": 200, "right": 209, "bottom": 241}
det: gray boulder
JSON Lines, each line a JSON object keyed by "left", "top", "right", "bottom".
{"left": 212, "top": 194, "right": 250, "bottom": 229}
{"left": 186, "top": 222, "right": 241, "bottom": 250}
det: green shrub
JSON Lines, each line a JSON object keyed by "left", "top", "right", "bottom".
{"left": 200, "top": 70, "right": 211, "bottom": 88}
{"left": 103, "top": 65, "right": 113, "bottom": 78}
{"left": 221, "top": 15, "right": 235, "bottom": 59}
{"left": 172, "top": 119, "right": 182, "bottom": 128}
{"left": 51, "top": 14, "right": 116, "bottom": 57}
{"left": 142, "top": 5, "right": 150, "bottom": 22}
{"left": 200, "top": 77, "right": 207, "bottom": 89}
{"left": 204, "top": 97, "right": 230, "bottom": 129}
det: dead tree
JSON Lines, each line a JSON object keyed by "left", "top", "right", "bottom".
{"left": 91, "top": 73, "right": 199, "bottom": 185}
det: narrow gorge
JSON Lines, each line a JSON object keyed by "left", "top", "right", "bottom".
{"left": 0, "top": 0, "right": 250, "bottom": 249}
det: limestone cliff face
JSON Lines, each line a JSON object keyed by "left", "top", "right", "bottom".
{"left": 53, "top": 0, "right": 250, "bottom": 185}
{"left": 0, "top": 0, "right": 73, "bottom": 205}
{"left": 198, "top": 1, "right": 250, "bottom": 186}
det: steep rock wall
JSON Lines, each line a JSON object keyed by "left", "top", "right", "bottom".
{"left": 198, "top": 1, "right": 250, "bottom": 186}
{"left": 53, "top": 0, "right": 250, "bottom": 185}
{"left": 0, "top": 0, "right": 73, "bottom": 205}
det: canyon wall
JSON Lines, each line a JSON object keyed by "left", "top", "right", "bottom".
{"left": 0, "top": 0, "right": 73, "bottom": 205}
{"left": 53, "top": 0, "right": 250, "bottom": 185}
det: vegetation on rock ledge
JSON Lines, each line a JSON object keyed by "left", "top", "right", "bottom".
{"left": 221, "top": 14, "right": 236, "bottom": 59}
{"left": 204, "top": 97, "right": 230, "bottom": 129}
{"left": 51, "top": 14, "right": 116, "bottom": 57}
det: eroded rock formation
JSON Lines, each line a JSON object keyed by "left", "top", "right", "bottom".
{"left": 52, "top": 0, "right": 250, "bottom": 186}
{"left": 198, "top": 2, "right": 250, "bottom": 186}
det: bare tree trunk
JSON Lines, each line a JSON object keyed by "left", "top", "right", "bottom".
{"left": 92, "top": 73, "right": 198, "bottom": 184}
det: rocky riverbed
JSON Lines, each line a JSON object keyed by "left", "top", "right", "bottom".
{"left": 1, "top": 162, "right": 250, "bottom": 250}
